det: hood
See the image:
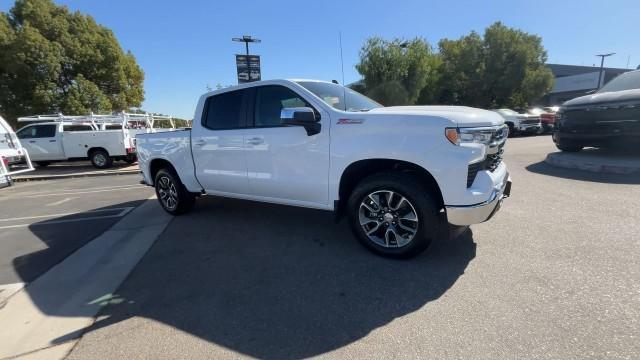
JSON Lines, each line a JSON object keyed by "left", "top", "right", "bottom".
{"left": 563, "top": 88, "right": 640, "bottom": 108}
{"left": 368, "top": 106, "right": 504, "bottom": 127}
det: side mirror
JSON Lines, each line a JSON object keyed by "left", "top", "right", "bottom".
{"left": 281, "top": 107, "right": 321, "bottom": 136}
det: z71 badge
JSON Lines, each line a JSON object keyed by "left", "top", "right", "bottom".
{"left": 337, "top": 119, "right": 364, "bottom": 125}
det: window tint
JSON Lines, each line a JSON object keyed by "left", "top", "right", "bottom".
{"left": 63, "top": 125, "right": 93, "bottom": 132}
{"left": 17, "top": 124, "right": 56, "bottom": 139}
{"left": 203, "top": 90, "right": 244, "bottom": 130}
{"left": 254, "top": 86, "right": 311, "bottom": 127}
{"left": 105, "top": 124, "right": 123, "bottom": 130}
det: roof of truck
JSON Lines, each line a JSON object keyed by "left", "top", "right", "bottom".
{"left": 201, "top": 79, "right": 335, "bottom": 98}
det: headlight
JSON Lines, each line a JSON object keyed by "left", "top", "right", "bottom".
{"left": 445, "top": 127, "right": 501, "bottom": 146}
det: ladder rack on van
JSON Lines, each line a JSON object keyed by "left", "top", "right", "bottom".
{"left": 17, "top": 112, "right": 182, "bottom": 131}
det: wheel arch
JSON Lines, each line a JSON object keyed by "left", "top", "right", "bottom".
{"left": 148, "top": 158, "right": 176, "bottom": 186}
{"left": 87, "top": 147, "right": 108, "bottom": 158}
{"left": 338, "top": 158, "right": 444, "bottom": 210}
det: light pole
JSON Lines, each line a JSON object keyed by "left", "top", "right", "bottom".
{"left": 232, "top": 35, "right": 261, "bottom": 83}
{"left": 595, "top": 53, "right": 615, "bottom": 89}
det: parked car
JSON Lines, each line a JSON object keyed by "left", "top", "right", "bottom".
{"left": 16, "top": 116, "right": 137, "bottom": 168}
{"left": 136, "top": 79, "right": 511, "bottom": 258}
{"left": 553, "top": 70, "right": 640, "bottom": 152}
{"left": 528, "top": 107, "right": 557, "bottom": 134}
{"left": 492, "top": 109, "right": 541, "bottom": 136}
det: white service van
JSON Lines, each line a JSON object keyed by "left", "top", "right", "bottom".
{"left": 16, "top": 113, "right": 177, "bottom": 169}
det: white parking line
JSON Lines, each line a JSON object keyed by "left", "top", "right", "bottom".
{"left": 26, "top": 186, "right": 143, "bottom": 198}
{"left": 0, "top": 282, "right": 25, "bottom": 305}
{"left": 0, "top": 207, "right": 134, "bottom": 229}
{"left": 46, "top": 197, "right": 76, "bottom": 206}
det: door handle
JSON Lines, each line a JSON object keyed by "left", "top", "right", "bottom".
{"left": 49, "top": 140, "right": 56, "bottom": 142}
{"left": 193, "top": 139, "right": 206, "bottom": 146}
{"left": 29, "top": 140, "right": 36, "bottom": 143}
{"left": 246, "top": 137, "right": 263, "bottom": 145}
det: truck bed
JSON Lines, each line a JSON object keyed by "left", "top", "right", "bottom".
{"left": 136, "top": 129, "right": 202, "bottom": 192}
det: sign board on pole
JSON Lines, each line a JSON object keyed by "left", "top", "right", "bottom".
{"left": 236, "top": 55, "right": 261, "bottom": 83}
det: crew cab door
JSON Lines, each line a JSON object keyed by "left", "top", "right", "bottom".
{"left": 243, "top": 85, "right": 330, "bottom": 206}
{"left": 16, "top": 124, "right": 64, "bottom": 161}
{"left": 191, "top": 88, "right": 250, "bottom": 195}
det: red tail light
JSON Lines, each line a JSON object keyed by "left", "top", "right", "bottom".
{"left": 1, "top": 156, "right": 8, "bottom": 167}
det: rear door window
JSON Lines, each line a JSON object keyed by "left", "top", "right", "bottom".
{"left": 202, "top": 89, "right": 246, "bottom": 130}
{"left": 63, "top": 125, "right": 94, "bottom": 132}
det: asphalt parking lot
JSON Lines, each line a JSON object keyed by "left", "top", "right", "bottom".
{"left": 0, "top": 175, "right": 152, "bottom": 288}
{"left": 57, "top": 136, "right": 639, "bottom": 359}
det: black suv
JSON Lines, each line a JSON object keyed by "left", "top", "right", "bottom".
{"left": 553, "top": 70, "right": 640, "bottom": 152}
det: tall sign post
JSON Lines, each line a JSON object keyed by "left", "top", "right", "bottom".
{"left": 595, "top": 53, "right": 615, "bottom": 89}
{"left": 232, "top": 35, "right": 261, "bottom": 84}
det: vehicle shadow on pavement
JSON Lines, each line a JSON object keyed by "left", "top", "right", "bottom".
{"left": 13, "top": 200, "right": 144, "bottom": 284}
{"left": 526, "top": 161, "right": 640, "bottom": 184}
{"left": 22, "top": 197, "right": 475, "bottom": 359}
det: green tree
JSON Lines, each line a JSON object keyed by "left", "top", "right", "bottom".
{"left": 356, "top": 37, "right": 440, "bottom": 106}
{"left": 0, "top": 0, "right": 144, "bottom": 127}
{"left": 437, "top": 22, "right": 554, "bottom": 109}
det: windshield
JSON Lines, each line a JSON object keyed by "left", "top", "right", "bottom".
{"left": 598, "top": 71, "right": 640, "bottom": 93}
{"left": 296, "top": 81, "right": 382, "bottom": 112}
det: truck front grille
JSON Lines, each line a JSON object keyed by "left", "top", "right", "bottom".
{"left": 485, "top": 144, "right": 504, "bottom": 171}
{"left": 466, "top": 143, "right": 505, "bottom": 188}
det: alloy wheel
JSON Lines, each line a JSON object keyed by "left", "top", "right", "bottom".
{"left": 358, "top": 190, "right": 419, "bottom": 248}
{"left": 157, "top": 175, "right": 178, "bottom": 211}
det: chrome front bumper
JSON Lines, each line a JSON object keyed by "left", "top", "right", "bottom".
{"left": 446, "top": 173, "right": 512, "bottom": 226}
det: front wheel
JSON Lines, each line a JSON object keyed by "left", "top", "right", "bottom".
{"left": 90, "top": 149, "right": 113, "bottom": 169}
{"left": 347, "top": 172, "right": 440, "bottom": 258}
{"left": 154, "top": 168, "right": 195, "bottom": 215}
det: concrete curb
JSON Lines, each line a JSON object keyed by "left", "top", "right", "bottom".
{"left": 12, "top": 169, "right": 140, "bottom": 182}
{"left": 0, "top": 196, "right": 171, "bottom": 360}
{"left": 545, "top": 152, "right": 640, "bottom": 175}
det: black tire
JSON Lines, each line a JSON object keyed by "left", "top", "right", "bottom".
{"left": 35, "top": 161, "right": 50, "bottom": 167}
{"left": 506, "top": 123, "right": 516, "bottom": 137}
{"left": 347, "top": 172, "right": 440, "bottom": 259}
{"left": 556, "top": 138, "right": 583, "bottom": 152}
{"left": 123, "top": 154, "right": 137, "bottom": 164}
{"left": 154, "top": 168, "right": 195, "bottom": 215}
{"left": 89, "top": 149, "right": 113, "bottom": 169}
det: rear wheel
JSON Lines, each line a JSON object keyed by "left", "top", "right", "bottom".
{"left": 556, "top": 138, "right": 583, "bottom": 152}
{"left": 347, "top": 172, "right": 440, "bottom": 258}
{"left": 154, "top": 168, "right": 195, "bottom": 215}
{"left": 506, "top": 123, "right": 516, "bottom": 137}
{"left": 90, "top": 149, "right": 113, "bottom": 169}
{"left": 123, "top": 154, "right": 137, "bottom": 164}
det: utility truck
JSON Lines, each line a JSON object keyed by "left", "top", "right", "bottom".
{"left": 137, "top": 80, "right": 511, "bottom": 258}
{"left": 16, "top": 113, "right": 179, "bottom": 169}
{"left": 0, "top": 115, "right": 34, "bottom": 188}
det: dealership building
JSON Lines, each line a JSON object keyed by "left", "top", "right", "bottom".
{"left": 542, "top": 63, "right": 633, "bottom": 106}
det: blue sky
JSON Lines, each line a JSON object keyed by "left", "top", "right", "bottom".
{"left": 1, "top": 0, "right": 638, "bottom": 118}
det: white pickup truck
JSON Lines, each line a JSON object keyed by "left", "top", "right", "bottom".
{"left": 137, "top": 80, "right": 511, "bottom": 258}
